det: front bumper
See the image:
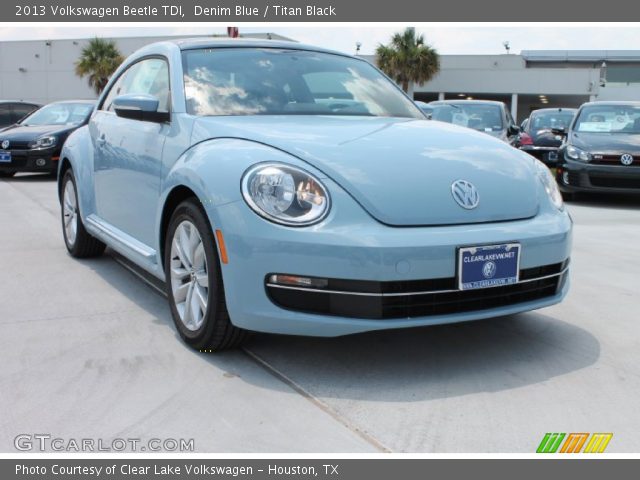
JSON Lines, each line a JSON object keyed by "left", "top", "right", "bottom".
{"left": 266, "top": 261, "right": 569, "bottom": 320}
{"left": 0, "top": 147, "right": 59, "bottom": 173}
{"left": 558, "top": 158, "right": 640, "bottom": 195}
{"left": 211, "top": 190, "right": 572, "bottom": 337}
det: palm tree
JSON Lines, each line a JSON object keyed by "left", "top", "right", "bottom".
{"left": 376, "top": 28, "right": 440, "bottom": 94}
{"left": 75, "top": 38, "right": 124, "bottom": 95}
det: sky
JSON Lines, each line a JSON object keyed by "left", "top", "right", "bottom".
{"left": 1, "top": 25, "right": 640, "bottom": 55}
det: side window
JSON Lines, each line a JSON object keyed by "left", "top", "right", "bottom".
{"left": 127, "top": 59, "right": 170, "bottom": 112}
{"left": 101, "top": 66, "right": 135, "bottom": 112}
{"left": 102, "top": 58, "right": 170, "bottom": 114}
{"left": 10, "top": 103, "right": 37, "bottom": 123}
{"left": 0, "top": 105, "right": 11, "bottom": 126}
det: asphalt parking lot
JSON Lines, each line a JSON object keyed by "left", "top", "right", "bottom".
{"left": 1, "top": 174, "right": 639, "bottom": 453}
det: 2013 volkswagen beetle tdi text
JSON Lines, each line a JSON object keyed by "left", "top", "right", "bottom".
{"left": 58, "top": 39, "right": 572, "bottom": 350}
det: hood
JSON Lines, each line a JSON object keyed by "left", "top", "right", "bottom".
{"left": 192, "top": 116, "right": 540, "bottom": 226}
{"left": 530, "top": 128, "right": 565, "bottom": 148}
{"left": 0, "top": 124, "right": 78, "bottom": 144}
{"left": 570, "top": 131, "right": 640, "bottom": 154}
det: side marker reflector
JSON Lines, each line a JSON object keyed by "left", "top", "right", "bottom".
{"left": 215, "top": 229, "right": 228, "bottom": 264}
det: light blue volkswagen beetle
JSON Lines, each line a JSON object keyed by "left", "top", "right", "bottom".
{"left": 58, "top": 39, "right": 572, "bottom": 350}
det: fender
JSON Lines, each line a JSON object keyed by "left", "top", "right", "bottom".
{"left": 58, "top": 124, "right": 97, "bottom": 223}
{"left": 157, "top": 137, "right": 330, "bottom": 267}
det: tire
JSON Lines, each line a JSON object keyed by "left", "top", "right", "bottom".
{"left": 0, "top": 171, "right": 15, "bottom": 178}
{"left": 164, "top": 199, "right": 248, "bottom": 351}
{"left": 60, "top": 169, "right": 106, "bottom": 258}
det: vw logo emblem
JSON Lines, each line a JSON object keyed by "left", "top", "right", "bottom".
{"left": 451, "top": 180, "right": 480, "bottom": 209}
{"left": 621, "top": 153, "right": 634, "bottom": 166}
{"left": 1, "top": 140, "right": 9, "bottom": 150}
{"left": 482, "top": 261, "right": 497, "bottom": 279}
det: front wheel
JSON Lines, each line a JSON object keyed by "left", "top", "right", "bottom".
{"left": 165, "top": 199, "right": 248, "bottom": 351}
{"left": 60, "top": 169, "right": 106, "bottom": 257}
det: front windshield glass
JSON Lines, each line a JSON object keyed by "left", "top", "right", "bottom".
{"left": 182, "top": 48, "right": 423, "bottom": 118}
{"left": 574, "top": 105, "right": 640, "bottom": 133}
{"left": 529, "top": 111, "right": 575, "bottom": 131}
{"left": 431, "top": 103, "right": 504, "bottom": 132}
{"left": 21, "top": 103, "right": 93, "bottom": 126}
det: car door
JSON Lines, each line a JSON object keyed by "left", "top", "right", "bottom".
{"left": 91, "top": 57, "right": 171, "bottom": 248}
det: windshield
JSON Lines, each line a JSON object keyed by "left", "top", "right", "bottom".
{"left": 431, "top": 103, "right": 504, "bottom": 132}
{"left": 21, "top": 103, "right": 93, "bottom": 126}
{"left": 529, "top": 111, "right": 575, "bottom": 132}
{"left": 574, "top": 105, "right": 640, "bottom": 133}
{"left": 182, "top": 48, "right": 423, "bottom": 118}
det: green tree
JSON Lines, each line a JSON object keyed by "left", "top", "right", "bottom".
{"left": 75, "top": 38, "right": 124, "bottom": 95}
{"left": 376, "top": 28, "right": 440, "bottom": 93}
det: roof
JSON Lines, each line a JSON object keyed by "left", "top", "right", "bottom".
{"left": 579, "top": 101, "right": 640, "bottom": 107}
{"left": 0, "top": 100, "right": 40, "bottom": 105}
{"left": 169, "top": 37, "right": 349, "bottom": 57}
{"left": 530, "top": 107, "right": 578, "bottom": 113}
{"left": 47, "top": 100, "right": 95, "bottom": 104}
{"left": 429, "top": 100, "right": 506, "bottom": 106}
{"left": 522, "top": 50, "right": 640, "bottom": 63}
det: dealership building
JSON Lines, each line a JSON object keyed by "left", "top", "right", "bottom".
{"left": 403, "top": 50, "right": 640, "bottom": 121}
{"left": 2, "top": 33, "right": 640, "bottom": 121}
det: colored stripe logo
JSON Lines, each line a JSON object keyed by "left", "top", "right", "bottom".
{"left": 584, "top": 433, "right": 614, "bottom": 453}
{"left": 537, "top": 433, "right": 612, "bottom": 453}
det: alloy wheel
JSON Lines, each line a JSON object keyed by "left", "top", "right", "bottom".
{"left": 169, "top": 220, "right": 209, "bottom": 331}
{"left": 63, "top": 180, "right": 78, "bottom": 246}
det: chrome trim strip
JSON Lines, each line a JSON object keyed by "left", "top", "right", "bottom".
{"left": 587, "top": 163, "right": 640, "bottom": 168}
{"left": 86, "top": 214, "right": 156, "bottom": 261}
{"left": 521, "top": 146, "right": 557, "bottom": 152}
{"left": 266, "top": 267, "right": 569, "bottom": 298}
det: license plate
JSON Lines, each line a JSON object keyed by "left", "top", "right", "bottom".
{"left": 0, "top": 151, "right": 10, "bottom": 163}
{"left": 458, "top": 243, "right": 520, "bottom": 290}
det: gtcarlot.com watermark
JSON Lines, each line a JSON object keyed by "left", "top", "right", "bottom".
{"left": 14, "top": 434, "right": 195, "bottom": 452}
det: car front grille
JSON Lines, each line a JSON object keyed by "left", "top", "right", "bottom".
{"left": 0, "top": 141, "right": 31, "bottom": 151}
{"left": 266, "top": 260, "right": 568, "bottom": 320}
{"left": 591, "top": 155, "right": 640, "bottom": 167}
{"left": 589, "top": 175, "right": 640, "bottom": 189}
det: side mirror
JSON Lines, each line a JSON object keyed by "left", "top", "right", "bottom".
{"left": 113, "top": 94, "right": 169, "bottom": 123}
{"left": 508, "top": 125, "right": 520, "bottom": 135}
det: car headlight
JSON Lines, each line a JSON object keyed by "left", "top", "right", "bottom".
{"left": 535, "top": 160, "right": 563, "bottom": 210}
{"left": 565, "top": 144, "right": 591, "bottom": 162}
{"left": 29, "top": 135, "right": 57, "bottom": 149}
{"left": 241, "top": 163, "right": 330, "bottom": 226}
